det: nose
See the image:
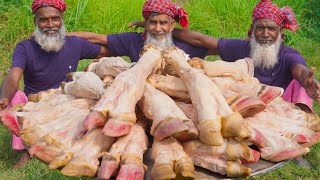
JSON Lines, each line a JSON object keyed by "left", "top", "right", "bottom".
{"left": 47, "top": 19, "right": 54, "bottom": 28}
{"left": 262, "top": 28, "right": 269, "bottom": 38}
{"left": 155, "top": 23, "right": 162, "bottom": 32}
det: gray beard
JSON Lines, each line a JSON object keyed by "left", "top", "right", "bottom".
{"left": 34, "top": 25, "right": 66, "bottom": 52}
{"left": 145, "top": 31, "right": 174, "bottom": 50}
{"left": 249, "top": 34, "right": 282, "bottom": 69}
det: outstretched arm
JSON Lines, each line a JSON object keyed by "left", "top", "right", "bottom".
{"left": 292, "top": 64, "right": 320, "bottom": 101}
{"left": 172, "top": 28, "right": 220, "bottom": 55}
{"left": 66, "top": 32, "right": 107, "bottom": 45}
{"left": 0, "top": 67, "right": 23, "bottom": 110}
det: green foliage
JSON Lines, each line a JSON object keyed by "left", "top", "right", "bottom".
{"left": 0, "top": 0, "right": 319, "bottom": 179}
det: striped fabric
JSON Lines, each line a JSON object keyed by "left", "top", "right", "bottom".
{"left": 252, "top": 0, "right": 299, "bottom": 32}
{"left": 142, "top": 0, "right": 189, "bottom": 28}
{"left": 32, "top": 0, "right": 67, "bottom": 14}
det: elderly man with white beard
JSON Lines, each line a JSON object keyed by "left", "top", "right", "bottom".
{"left": 172, "top": 0, "right": 320, "bottom": 112}
{"left": 170, "top": 0, "right": 320, "bottom": 168}
{"left": 67, "top": 0, "right": 208, "bottom": 62}
{"left": 0, "top": 0, "right": 108, "bottom": 169}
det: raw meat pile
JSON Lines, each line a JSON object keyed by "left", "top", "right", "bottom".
{"left": 1, "top": 44, "right": 320, "bottom": 179}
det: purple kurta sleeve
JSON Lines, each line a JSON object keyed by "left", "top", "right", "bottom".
{"left": 107, "top": 33, "right": 133, "bottom": 57}
{"left": 78, "top": 37, "right": 101, "bottom": 59}
{"left": 217, "top": 38, "right": 251, "bottom": 62}
{"left": 11, "top": 43, "right": 28, "bottom": 70}
{"left": 284, "top": 47, "right": 307, "bottom": 71}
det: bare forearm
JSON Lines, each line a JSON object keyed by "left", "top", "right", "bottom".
{"left": 172, "top": 28, "right": 219, "bottom": 55}
{"left": 292, "top": 64, "right": 310, "bottom": 87}
{"left": 66, "top": 32, "right": 107, "bottom": 45}
{"left": 173, "top": 28, "right": 204, "bottom": 46}
{"left": 0, "top": 76, "right": 19, "bottom": 101}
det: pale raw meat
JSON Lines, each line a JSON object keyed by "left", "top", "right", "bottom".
{"left": 187, "top": 57, "right": 254, "bottom": 80}
{"left": 48, "top": 127, "right": 114, "bottom": 169}
{"left": 163, "top": 46, "right": 233, "bottom": 145}
{"left": 151, "top": 137, "right": 195, "bottom": 179}
{"left": 175, "top": 101, "right": 268, "bottom": 148}
{"left": 19, "top": 98, "right": 95, "bottom": 129}
{"left": 267, "top": 97, "right": 320, "bottom": 132}
{"left": 83, "top": 44, "right": 163, "bottom": 137}
{"left": 182, "top": 139, "right": 254, "bottom": 177}
{"left": 62, "top": 72, "right": 105, "bottom": 100}
{"left": 248, "top": 125, "right": 309, "bottom": 162}
{"left": 20, "top": 109, "right": 87, "bottom": 146}
{"left": 85, "top": 57, "right": 131, "bottom": 78}
{"left": 148, "top": 74, "right": 266, "bottom": 118}
{"left": 61, "top": 128, "right": 115, "bottom": 177}
{"left": 246, "top": 111, "right": 320, "bottom": 147}
{"left": 28, "top": 88, "right": 62, "bottom": 102}
{"left": 98, "top": 120, "right": 148, "bottom": 180}
{"left": 139, "top": 83, "right": 198, "bottom": 141}
{"left": 27, "top": 109, "right": 89, "bottom": 156}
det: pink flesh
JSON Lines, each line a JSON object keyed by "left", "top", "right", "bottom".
{"left": 98, "top": 160, "right": 119, "bottom": 179}
{"left": 116, "top": 164, "right": 145, "bottom": 180}
{"left": 1, "top": 110, "right": 21, "bottom": 136}
{"left": 153, "top": 119, "right": 188, "bottom": 141}
{"left": 103, "top": 119, "right": 132, "bottom": 137}
{"left": 83, "top": 111, "right": 106, "bottom": 130}
{"left": 241, "top": 149, "right": 260, "bottom": 164}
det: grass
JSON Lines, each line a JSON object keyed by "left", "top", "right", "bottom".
{"left": 0, "top": 0, "right": 319, "bottom": 179}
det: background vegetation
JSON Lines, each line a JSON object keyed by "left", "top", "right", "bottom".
{"left": 0, "top": 0, "right": 319, "bottom": 179}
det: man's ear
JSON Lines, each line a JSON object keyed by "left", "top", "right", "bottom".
{"left": 170, "top": 21, "right": 175, "bottom": 31}
{"left": 33, "top": 16, "right": 37, "bottom": 26}
{"left": 280, "top": 26, "right": 284, "bottom": 33}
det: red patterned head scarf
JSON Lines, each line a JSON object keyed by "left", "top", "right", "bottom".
{"left": 32, "top": 0, "right": 67, "bottom": 14}
{"left": 142, "top": 0, "right": 189, "bottom": 28}
{"left": 252, "top": 0, "right": 299, "bottom": 32}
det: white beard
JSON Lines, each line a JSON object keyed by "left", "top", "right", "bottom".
{"left": 250, "top": 34, "right": 282, "bottom": 69}
{"left": 145, "top": 31, "right": 174, "bottom": 50}
{"left": 34, "top": 24, "right": 66, "bottom": 52}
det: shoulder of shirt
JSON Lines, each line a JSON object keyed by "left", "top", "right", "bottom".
{"left": 219, "top": 38, "right": 249, "bottom": 45}
{"left": 281, "top": 44, "right": 301, "bottom": 54}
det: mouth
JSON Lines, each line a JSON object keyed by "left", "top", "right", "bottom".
{"left": 152, "top": 33, "right": 165, "bottom": 39}
{"left": 258, "top": 39, "right": 272, "bottom": 45}
{"left": 44, "top": 30, "right": 59, "bottom": 36}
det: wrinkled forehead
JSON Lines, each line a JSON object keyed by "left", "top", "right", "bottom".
{"left": 253, "top": 18, "right": 280, "bottom": 28}
{"left": 147, "top": 13, "right": 173, "bottom": 22}
{"left": 34, "top": 6, "right": 62, "bottom": 18}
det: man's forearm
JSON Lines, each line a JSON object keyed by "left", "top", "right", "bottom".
{"left": 67, "top": 32, "right": 107, "bottom": 45}
{"left": 0, "top": 77, "right": 19, "bottom": 102}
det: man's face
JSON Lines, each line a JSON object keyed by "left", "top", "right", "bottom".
{"left": 252, "top": 18, "right": 283, "bottom": 46}
{"left": 33, "top": 6, "right": 66, "bottom": 52}
{"left": 145, "top": 14, "right": 175, "bottom": 40}
{"left": 34, "top": 6, "right": 63, "bottom": 36}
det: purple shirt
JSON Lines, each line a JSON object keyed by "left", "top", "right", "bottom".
{"left": 106, "top": 32, "right": 208, "bottom": 62}
{"left": 11, "top": 36, "right": 101, "bottom": 95}
{"left": 217, "top": 38, "right": 306, "bottom": 90}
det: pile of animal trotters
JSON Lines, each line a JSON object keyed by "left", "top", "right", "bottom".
{"left": 1, "top": 44, "right": 320, "bottom": 179}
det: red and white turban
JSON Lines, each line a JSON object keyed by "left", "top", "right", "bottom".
{"left": 32, "top": 0, "right": 67, "bottom": 14}
{"left": 252, "top": 0, "right": 299, "bottom": 32}
{"left": 142, "top": 0, "right": 189, "bottom": 28}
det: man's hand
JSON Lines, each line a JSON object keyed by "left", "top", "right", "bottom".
{"left": 0, "top": 97, "right": 9, "bottom": 111}
{"left": 127, "top": 20, "right": 145, "bottom": 30}
{"left": 303, "top": 67, "right": 320, "bottom": 101}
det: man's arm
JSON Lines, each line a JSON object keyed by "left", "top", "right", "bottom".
{"left": 292, "top": 64, "right": 320, "bottom": 101}
{"left": 67, "top": 32, "right": 107, "bottom": 45}
{"left": 172, "top": 28, "right": 220, "bottom": 55}
{"left": 0, "top": 67, "right": 23, "bottom": 110}
{"left": 95, "top": 45, "right": 111, "bottom": 58}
